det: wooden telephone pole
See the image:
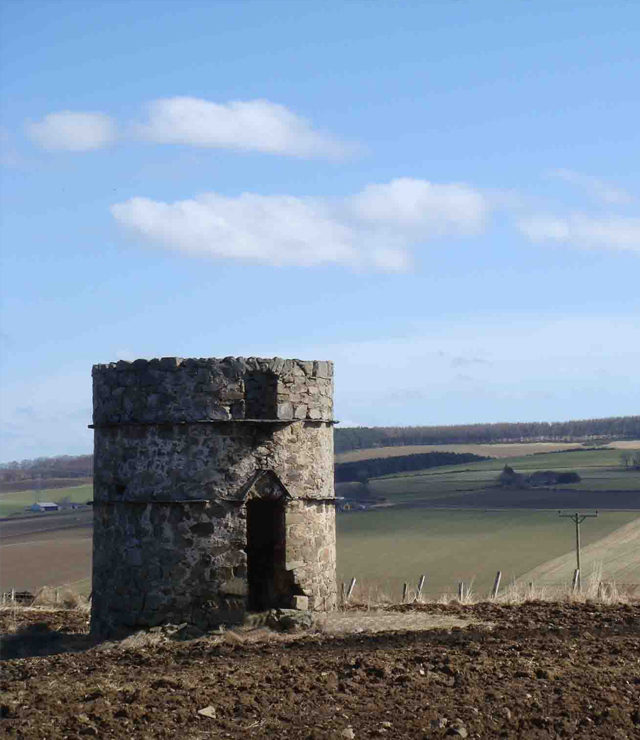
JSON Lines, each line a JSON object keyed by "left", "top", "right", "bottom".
{"left": 558, "top": 511, "right": 598, "bottom": 590}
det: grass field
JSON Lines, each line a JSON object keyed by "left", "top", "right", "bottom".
{"left": 0, "top": 485, "right": 93, "bottom": 517}
{"left": 336, "top": 439, "right": 640, "bottom": 463}
{"left": 367, "top": 447, "right": 640, "bottom": 505}
{"left": 519, "top": 517, "right": 640, "bottom": 589}
{"left": 2, "top": 442, "right": 638, "bottom": 598}
{"left": 336, "top": 508, "right": 640, "bottom": 601}
{"left": 1, "top": 504, "right": 638, "bottom": 600}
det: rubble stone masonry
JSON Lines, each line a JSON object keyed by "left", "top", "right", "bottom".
{"left": 91, "top": 356, "right": 336, "bottom": 637}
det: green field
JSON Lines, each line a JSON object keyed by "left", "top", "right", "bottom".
{"left": 2, "top": 444, "right": 638, "bottom": 598}
{"left": 0, "top": 485, "right": 93, "bottom": 517}
{"left": 367, "top": 448, "right": 640, "bottom": 505}
{"left": 337, "top": 507, "right": 639, "bottom": 601}
{"left": 335, "top": 441, "right": 586, "bottom": 463}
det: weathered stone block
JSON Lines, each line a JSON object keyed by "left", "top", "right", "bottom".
{"left": 291, "top": 595, "right": 309, "bottom": 610}
{"left": 220, "top": 578, "right": 248, "bottom": 596}
{"left": 285, "top": 560, "right": 304, "bottom": 571}
{"left": 277, "top": 402, "right": 293, "bottom": 419}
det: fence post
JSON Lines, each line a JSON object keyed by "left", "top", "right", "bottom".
{"left": 491, "top": 571, "right": 502, "bottom": 599}
{"left": 416, "top": 575, "right": 426, "bottom": 602}
{"left": 402, "top": 583, "right": 408, "bottom": 604}
{"left": 346, "top": 577, "right": 357, "bottom": 602}
{"left": 11, "top": 588, "right": 15, "bottom": 605}
{"left": 572, "top": 568, "right": 580, "bottom": 592}
{"left": 458, "top": 582, "right": 465, "bottom": 601}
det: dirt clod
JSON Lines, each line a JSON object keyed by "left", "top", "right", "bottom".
{"left": 1, "top": 601, "right": 639, "bottom": 738}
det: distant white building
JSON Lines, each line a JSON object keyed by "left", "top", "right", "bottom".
{"left": 30, "top": 502, "right": 59, "bottom": 512}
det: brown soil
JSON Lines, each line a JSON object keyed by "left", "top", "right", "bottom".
{"left": 1, "top": 602, "right": 639, "bottom": 739}
{"left": 0, "top": 512, "right": 93, "bottom": 593}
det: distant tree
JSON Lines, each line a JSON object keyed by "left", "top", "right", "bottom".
{"left": 497, "top": 465, "right": 527, "bottom": 488}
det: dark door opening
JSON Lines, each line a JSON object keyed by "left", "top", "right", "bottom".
{"left": 246, "top": 498, "right": 288, "bottom": 611}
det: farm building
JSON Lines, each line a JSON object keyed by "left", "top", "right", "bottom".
{"left": 29, "top": 502, "right": 59, "bottom": 512}
{"left": 90, "top": 356, "right": 337, "bottom": 637}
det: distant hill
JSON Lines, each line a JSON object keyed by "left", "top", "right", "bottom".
{"left": 334, "top": 415, "right": 640, "bottom": 453}
{"left": 2, "top": 414, "right": 638, "bottom": 486}
{"left": 0, "top": 455, "right": 92, "bottom": 488}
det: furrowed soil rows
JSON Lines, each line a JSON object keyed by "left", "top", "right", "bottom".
{"left": 1, "top": 602, "right": 639, "bottom": 738}
{"left": 0, "top": 512, "right": 92, "bottom": 593}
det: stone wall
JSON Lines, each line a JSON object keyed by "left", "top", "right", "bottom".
{"left": 92, "top": 356, "right": 333, "bottom": 424}
{"left": 285, "top": 499, "right": 337, "bottom": 611}
{"left": 91, "top": 356, "right": 336, "bottom": 637}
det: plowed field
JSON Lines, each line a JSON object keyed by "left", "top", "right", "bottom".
{"left": 2, "top": 601, "right": 639, "bottom": 738}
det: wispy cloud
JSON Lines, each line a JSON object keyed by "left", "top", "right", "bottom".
{"left": 135, "top": 97, "right": 354, "bottom": 158}
{"left": 258, "top": 315, "right": 639, "bottom": 427}
{"left": 450, "top": 355, "right": 489, "bottom": 368}
{"left": 26, "top": 98, "right": 354, "bottom": 159}
{"left": 26, "top": 111, "right": 116, "bottom": 151}
{"left": 517, "top": 213, "right": 640, "bottom": 253}
{"left": 549, "top": 169, "right": 633, "bottom": 205}
{"left": 111, "top": 179, "right": 489, "bottom": 271}
{"left": 0, "top": 369, "right": 92, "bottom": 462}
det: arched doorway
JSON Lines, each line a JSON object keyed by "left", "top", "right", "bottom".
{"left": 245, "top": 496, "right": 288, "bottom": 610}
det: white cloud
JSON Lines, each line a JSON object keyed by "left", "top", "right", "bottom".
{"left": 135, "top": 97, "right": 352, "bottom": 158}
{"left": 518, "top": 213, "right": 640, "bottom": 253}
{"left": 350, "top": 178, "right": 487, "bottom": 234}
{"left": 550, "top": 169, "right": 633, "bottom": 205}
{"left": 112, "top": 193, "right": 366, "bottom": 267}
{"left": 111, "top": 179, "right": 489, "bottom": 271}
{"left": 27, "top": 111, "right": 116, "bottom": 151}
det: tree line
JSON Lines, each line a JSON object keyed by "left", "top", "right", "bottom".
{"left": 2, "top": 413, "right": 638, "bottom": 482}
{"left": 334, "top": 415, "right": 640, "bottom": 453}
{"left": 0, "top": 454, "right": 93, "bottom": 483}
{"left": 335, "top": 451, "right": 489, "bottom": 483}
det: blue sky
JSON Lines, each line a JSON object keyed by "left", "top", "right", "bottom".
{"left": 1, "top": 0, "right": 639, "bottom": 461}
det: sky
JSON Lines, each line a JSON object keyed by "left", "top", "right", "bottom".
{"left": 1, "top": 0, "right": 639, "bottom": 462}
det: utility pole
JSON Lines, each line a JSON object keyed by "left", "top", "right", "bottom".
{"left": 558, "top": 511, "right": 598, "bottom": 590}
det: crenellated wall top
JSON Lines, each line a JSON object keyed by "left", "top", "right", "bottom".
{"left": 92, "top": 356, "right": 333, "bottom": 425}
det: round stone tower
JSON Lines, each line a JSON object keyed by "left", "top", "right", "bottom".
{"left": 90, "top": 356, "right": 336, "bottom": 637}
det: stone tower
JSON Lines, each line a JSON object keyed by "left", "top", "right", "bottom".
{"left": 90, "top": 356, "right": 336, "bottom": 637}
